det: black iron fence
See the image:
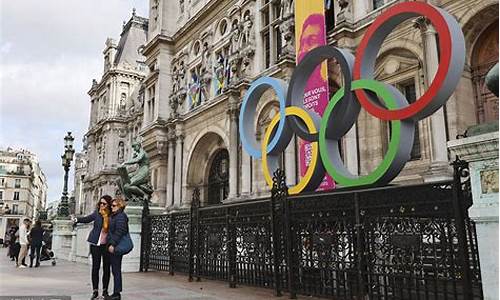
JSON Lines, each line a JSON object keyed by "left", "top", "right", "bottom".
{"left": 140, "top": 160, "right": 483, "bottom": 299}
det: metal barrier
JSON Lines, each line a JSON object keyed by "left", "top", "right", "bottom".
{"left": 141, "top": 159, "right": 483, "bottom": 300}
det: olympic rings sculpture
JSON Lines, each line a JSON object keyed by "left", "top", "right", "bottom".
{"left": 239, "top": 2, "right": 465, "bottom": 194}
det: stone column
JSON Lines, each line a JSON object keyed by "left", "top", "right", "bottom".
{"left": 448, "top": 131, "right": 499, "bottom": 300}
{"left": 173, "top": 134, "right": 184, "bottom": 207}
{"left": 285, "top": 136, "right": 297, "bottom": 186}
{"left": 155, "top": 142, "right": 168, "bottom": 208}
{"left": 344, "top": 124, "right": 359, "bottom": 175}
{"left": 241, "top": 151, "right": 251, "bottom": 197}
{"left": 110, "top": 77, "right": 117, "bottom": 116}
{"left": 166, "top": 139, "right": 174, "bottom": 208}
{"left": 228, "top": 107, "right": 239, "bottom": 199}
{"left": 416, "top": 17, "right": 451, "bottom": 181}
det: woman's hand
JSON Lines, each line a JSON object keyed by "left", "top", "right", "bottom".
{"left": 108, "top": 245, "right": 115, "bottom": 253}
{"left": 70, "top": 215, "right": 77, "bottom": 223}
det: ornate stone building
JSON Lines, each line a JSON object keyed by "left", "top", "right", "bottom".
{"left": 76, "top": 11, "right": 148, "bottom": 214}
{"left": 76, "top": 0, "right": 498, "bottom": 212}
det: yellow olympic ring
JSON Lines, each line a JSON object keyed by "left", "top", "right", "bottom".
{"left": 261, "top": 107, "right": 319, "bottom": 195}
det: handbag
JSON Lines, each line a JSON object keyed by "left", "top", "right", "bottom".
{"left": 114, "top": 232, "right": 134, "bottom": 255}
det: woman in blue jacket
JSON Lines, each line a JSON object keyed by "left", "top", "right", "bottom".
{"left": 73, "top": 195, "right": 113, "bottom": 300}
{"left": 106, "top": 197, "right": 129, "bottom": 300}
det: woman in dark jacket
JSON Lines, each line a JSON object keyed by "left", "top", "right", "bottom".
{"left": 72, "top": 195, "right": 113, "bottom": 300}
{"left": 29, "top": 220, "right": 44, "bottom": 267}
{"left": 106, "top": 197, "right": 129, "bottom": 300}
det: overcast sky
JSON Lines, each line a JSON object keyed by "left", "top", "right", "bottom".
{"left": 0, "top": 1, "right": 149, "bottom": 204}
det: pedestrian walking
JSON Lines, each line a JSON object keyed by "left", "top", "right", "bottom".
{"left": 17, "top": 218, "right": 30, "bottom": 268}
{"left": 8, "top": 226, "right": 19, "bottom": 262}
{"left": 106, "top": 197, "right": 132, "bottom": 300}
{"left": 72, "top": 195, "right": 113, "bottom": 300}
{"left": 29, "top": 220, "right": 44, "bottom": 268}
{"left": 4, "top": 229, "right": 10, "bottom": 248}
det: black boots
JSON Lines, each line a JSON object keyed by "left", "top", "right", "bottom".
{"left": 30, "top": 256, "right": 40, "bottom": 268}
{"left": 104, "top": 292, "right": 120, "bottom": 300}
{"left": 90, "top": 289, "right": 98, "bottom": 300}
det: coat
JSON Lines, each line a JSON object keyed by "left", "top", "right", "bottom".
{"left": 18, "top": 224, "right": 29, "bottom": 245}
{"left": 107, "top": 209, "right": 129, "bottom": 248}
{"left": 77, "top": 209, "right": 106, "bottom": 245}
{"left": 29, "top": 226, "right": 44, "bottom": 246}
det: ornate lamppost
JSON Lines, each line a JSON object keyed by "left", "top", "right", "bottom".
{"left": 57, "top": 132, "right": 75, "bottom": 219}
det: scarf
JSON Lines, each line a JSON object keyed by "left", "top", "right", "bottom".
{"left": 99, "top": 207, "right": 110, "bottom": 233}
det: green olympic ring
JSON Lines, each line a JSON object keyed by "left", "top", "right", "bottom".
{"left": 319, "top": 79, "right": 415, "bottom": 187}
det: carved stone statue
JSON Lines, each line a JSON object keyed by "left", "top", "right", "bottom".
{"left": 214, "top": 53, "right": 226, "bottom": 94}
{"left": 241, "top": 15, "right": 254, "bottom": 47}
{"left": 119, "top": 93, "right": 126, "bottom": 111}
{"left": 230, "top": 22, "right": 241, "bottom": 55}
{"left": 116, "top": 141, "right": 153, "bottom": 203}
{"left": 280, "top": 0, "right": 294, "bottom": 19}
{"left": 279, "top": 18, "right": 295, "bottom": 58}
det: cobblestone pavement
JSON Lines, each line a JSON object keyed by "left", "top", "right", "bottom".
{"left": 0, "top": 248, "right": 321, "bottom": 300}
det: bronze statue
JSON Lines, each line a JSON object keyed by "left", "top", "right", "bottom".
{"left": 116, "top": 141, "right": 153, "bottom": 203}
{"left": 485, "top": 62, "right": 499, "bottom": 97}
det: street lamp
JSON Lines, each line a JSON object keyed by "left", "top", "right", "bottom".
{"left": 57, "top": 132, "right": 75, "bottom": 218}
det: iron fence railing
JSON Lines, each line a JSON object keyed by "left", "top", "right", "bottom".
{"left": 140, "top": 159, "right": 483, "bottom": 300}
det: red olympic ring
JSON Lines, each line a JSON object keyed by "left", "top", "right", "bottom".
{"left": 354, "top": 2, "right": 453, "bottom": 121}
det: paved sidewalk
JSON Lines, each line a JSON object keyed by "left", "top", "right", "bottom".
{"left": 0, "top": 248, "right": 320, "bottom": 300}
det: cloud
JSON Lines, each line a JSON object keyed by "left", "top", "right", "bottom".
{"left": 0, "top": 0, "right": 149, "bottom": 204}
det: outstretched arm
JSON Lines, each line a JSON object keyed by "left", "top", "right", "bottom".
{"left": 76, "top": 211, "right": 96, "bottom": 224}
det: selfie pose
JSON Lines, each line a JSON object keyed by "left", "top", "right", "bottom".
{"left": 73, "top": 195, "right": 113, "bottom": 300}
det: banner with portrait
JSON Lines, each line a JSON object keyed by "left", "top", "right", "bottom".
{"left": 295, "top": 0, "right": 335, "bottom": 190}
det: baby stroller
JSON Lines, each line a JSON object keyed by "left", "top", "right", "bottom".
{"left": 39, "top": 241, "right": 56, "bottom": 266}
{"left": 40, "top": 230, "right": 56, "bottom": 266}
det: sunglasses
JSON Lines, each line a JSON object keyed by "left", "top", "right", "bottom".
{"left": 111, "top": 204, "right": 118, "bottom": 207}
{"left": 99, "top": 202, "right": 107, "bottom": 206}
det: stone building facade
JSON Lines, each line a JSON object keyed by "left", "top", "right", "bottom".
{"left": 76, "top": 11, "right": 148, "bottom": 215}
{"left": 0, "top": 148, "right": 48, "bottom": 238}
{"left": 76, "top": 0, "right": 498, "bottom": 212}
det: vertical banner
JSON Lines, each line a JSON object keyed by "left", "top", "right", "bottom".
{"left": 295, "top": 0, "right": 335, "bottom": 190}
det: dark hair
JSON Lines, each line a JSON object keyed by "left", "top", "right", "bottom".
{"left": 24, "top": 218, "right": 30, "bottom": 222}
{"left": 35, "top": 220, "right": 42, "bottom": 228}
{"left": 96, "top": 195, "right": 113, "bottom": 209}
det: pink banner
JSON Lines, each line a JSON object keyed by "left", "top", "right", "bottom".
{"left": 295, "top": 1, "right": 335, "bottom": 190}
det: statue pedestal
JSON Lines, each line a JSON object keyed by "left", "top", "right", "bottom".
{"left": 51, "top": 219, "right": 75, "bottom": 261}
{"left": 74, "top": 224, "right": 92, "bottom": 264}
{"left": 448, "top": 131, "right": 499, "bottom": 300}
{"left": 122, "top": 205, "right": 165, "bottom": 273}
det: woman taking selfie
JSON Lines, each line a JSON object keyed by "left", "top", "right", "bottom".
{"left": 106, "top": 197, "right": 131, "bottom": 300}
{"left": 72, "top": 195, "right": 113, "bottom": 300}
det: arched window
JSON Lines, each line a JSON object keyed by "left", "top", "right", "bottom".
{"left": 219, "top": 19, "right": 228, "bottom": 36}
{"left": 207, "top": 149, "right": 229, "bottom": 205}
{"left": 193, "top": 41, "right": 201, "bottom": 56}
{"left": 117, "top": 141, "right": 125, "bottom": 163}
{"left": 472, "top": 20, "right": 499, "bottom": 124}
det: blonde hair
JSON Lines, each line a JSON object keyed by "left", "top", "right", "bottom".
{"left": 112, "top": 197, "right": 127, "bottom": 210}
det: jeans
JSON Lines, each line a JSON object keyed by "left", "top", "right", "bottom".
{"left": 30, "top": 243, "right": 42, "bottom": 265}
{"left": 109, "top": 253, "right": 123, "bottom": 294}
{"left": 90, "top": 244, "right": 111, "bottom": 291}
